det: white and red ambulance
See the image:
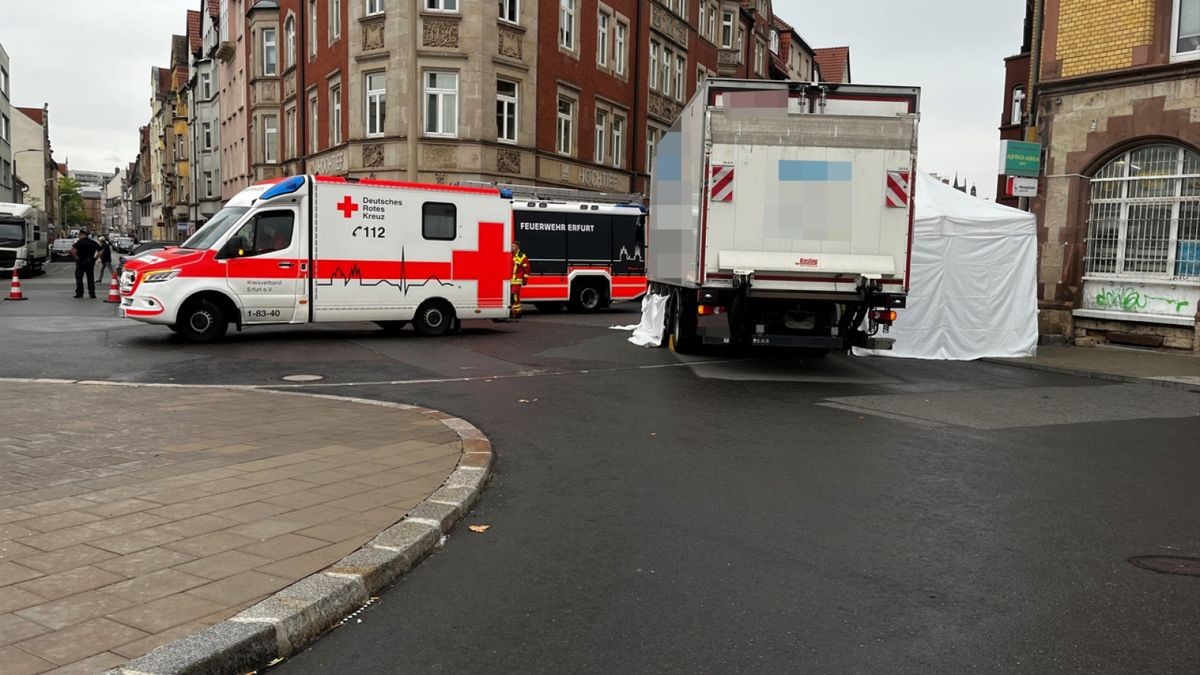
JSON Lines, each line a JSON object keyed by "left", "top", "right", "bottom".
{"left": 119, "top": 176, "right": 513, "bottom": 342}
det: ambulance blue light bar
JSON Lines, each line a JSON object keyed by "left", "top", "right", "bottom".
{"left": 499, "top": 188, "right": 514, "bottom": 198}
{"left": 260, "top": 176, "right": 306, "bottom": 200}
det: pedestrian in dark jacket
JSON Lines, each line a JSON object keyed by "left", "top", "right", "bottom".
{"left": 96, "top": 237, "right": 115, "bottom": 281}
{"left": 71, "top": 231, "right": 101, "bottom": 298}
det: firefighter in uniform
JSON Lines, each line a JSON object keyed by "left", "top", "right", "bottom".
{"left": 510, "top": 240, "right": 531, "bottom": 318}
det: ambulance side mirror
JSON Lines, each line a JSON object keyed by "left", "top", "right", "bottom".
{"left": 217, "top": 237, "right": 244, "bottom": 259}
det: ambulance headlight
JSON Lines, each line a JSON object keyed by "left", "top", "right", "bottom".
{"left": 141, "top": 269, "right": 181, "bottom": 283}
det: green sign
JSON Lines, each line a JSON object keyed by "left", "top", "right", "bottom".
{"left": 1000, "top": 140, "right": 1042, "bottom": 177}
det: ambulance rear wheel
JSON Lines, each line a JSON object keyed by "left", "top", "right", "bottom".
{"left": 414, "top": 300, "right": 454, "bottom": 337}
{"left": 178, "top": 299, "right": 228, "bottom": 343}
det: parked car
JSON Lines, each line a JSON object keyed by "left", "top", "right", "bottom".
{"left": 114, "top": 236, "right": 136, "bottom": 254}
{"left": 50, "top": 238, "right": 75, "bottom": 261}
{"left": 117, "top": 240, "right": 177, "bottom": 275}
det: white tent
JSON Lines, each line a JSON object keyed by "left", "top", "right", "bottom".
{"left": 856, "top": 172, "right": 1038, "bottom": 360}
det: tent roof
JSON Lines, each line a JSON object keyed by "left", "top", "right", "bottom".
{"left": 915, "top": 172, "right": 1036, "bottom": 237}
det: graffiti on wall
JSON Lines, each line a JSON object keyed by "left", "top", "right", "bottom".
{"left": 1083, "top": 280, "right": 1199, "bottom": 322}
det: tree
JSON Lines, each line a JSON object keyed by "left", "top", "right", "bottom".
{"left": 58, "top": 176, "right": 90, "bottom": 226}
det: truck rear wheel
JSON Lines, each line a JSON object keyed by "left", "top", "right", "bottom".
{"left": 668, "top": 291, "right": 698, "bottom": 354}
{"left": 413, "top": 300, "right": 454, "bottom": 337}
{"left": 178, "top": 299, "right": 228, "bottom": 343}
{"left": 570, "top": 279, "right": 606, "bottom": 312}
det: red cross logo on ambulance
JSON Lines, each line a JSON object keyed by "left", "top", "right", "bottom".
{"left": 336, "top": 196, "right": 359, "bottom": 218}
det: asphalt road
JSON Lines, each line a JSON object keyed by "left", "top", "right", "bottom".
{"left": 5, "top": 263, "right": 1200, "bottom": 673}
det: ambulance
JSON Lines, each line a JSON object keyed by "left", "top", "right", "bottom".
{"left": 119, "top": 176, "right": 514, "bottom": 342}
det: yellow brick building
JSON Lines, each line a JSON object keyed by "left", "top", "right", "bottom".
{"left": 1018, "top": 0, "right": 1200, "bottom": 351}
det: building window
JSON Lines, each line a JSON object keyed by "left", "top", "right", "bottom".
{"left": 557, "top": 95, "right": 575, "bottom": 155}
{"left": 720, "top": 11, "right": 733, "bottom": 48}
{"left": 496, "top": 79, "right": 518, "bottom": 143}
{"left": 560, "top": 0, "right": 575, "bottom": 50}
{"left": 262, "top": 28, "right": 277, "bottom": 75}
{"left": 423, "top": 202, "right": 457, "bottom": 240}
{"left": 675, "top": 55, "right": 685, "bottom": 102}
{"left": 707, "top": 2, "right": 718, "bottom": 42}
{"left": 285, "top": 16, "right": 296, "bottom": 68}
{"left": 285, "top": 106, "right": 297, "bottom": 158}
{"left": 425, "top": 0, "right": 457, "bottom": 11}
{"left": 263, "top": 115, "right": 278, "bottom": 164}
{"left": 770, "top": 29, "right": 779, "bottom": 54}
{"left": 499, "top": 0, "right": 519, "bottom": 23}
{"left": 1086, "top": 144, "right": 1200, "bottom": 278}
{"left": 204, "top": 171, "right": 214, "bottom": 198}
{"left": 755, "top": 39, "right": 765, "bottom": 76}
{"left": 615, "top": 21, "right": 627, "bottom": 75}
{"left": 423, "top": 71, "right": 458, "bottom": 137}
{"left": 646, "top": 126, "right": 659, "bottom": 174}
{"left": 0, "top": 114, "right": 9, "bottom": 143}
{"left": 661, "top": 46, "right": 672, "bottom": 98}
{"left": 200, "top": 72, "right": 212, "bottom": 99}
{"left": 309, "top": 0, "right": 318, "bottom": 57}
{"left": 1010, "top": 86, "right": 1025, "bottom": 126}
{"left": 202, "top": 122, "right": 213, "bottom": 150}
{"left": 611, "top": 114, "right": 624, "bottom": 169}
{"left": 1174, "top": 0, "right": 1200, "bottom": 57}
{"left": 366, "top": 0, "right": 384, "bottom": 16}
{"left": 594, "top": 109, "right": 607, "bottom": 164}
{"left": 650, "top": 39, "right": 659, "bottom": 90}
{"left": 365, "top": 72, "right": 386, "bottom": 137}
{"left": 597, "top": 11, "right": 609, "bottom": 67}
{"left": 330, "top": 83, "right": 342, "bottom": 145}
{"left": 309, "top": 92, "right": 319, "bottom": 152}
{"left": 330, "top": 0, "right": 341, "bottom": 40}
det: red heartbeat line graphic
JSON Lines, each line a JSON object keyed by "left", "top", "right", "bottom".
{"left": 315, "top": 249, "right": 455, "bottom": 296}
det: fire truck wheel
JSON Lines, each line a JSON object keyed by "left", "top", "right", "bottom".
{"left": 413, "top": 300, "right": 455, "bottom": 337}
{"left": 533, "top": 302, "right": 564, "bottom": 313}
{"left": 178, "top": 298, "right": 228, "bottom": 343}
{"left": 570, "top": 280, "right": 606, "bottom": 312}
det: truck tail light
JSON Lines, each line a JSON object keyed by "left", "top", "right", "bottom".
{"left": 869, "top": 309, "right": 897, "bottom": 324}
{"left": 697, "top": 304, "right": 725, "bottom": 316}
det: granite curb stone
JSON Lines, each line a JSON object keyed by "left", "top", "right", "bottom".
{"left": 103, "top": 398, "right": 494, "bottom": 675}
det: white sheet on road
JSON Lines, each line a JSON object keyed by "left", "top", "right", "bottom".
{"left": 629, "top": 293, "right": 669, "bottom": 347}
{"left": 856, "top": 172, "right": 1038, "bottom": 361}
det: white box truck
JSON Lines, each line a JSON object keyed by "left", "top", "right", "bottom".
{"left": 0, "top": 203, "right": 49, "bottom": 275}
{"left": 648, "top": 78, "right": 920, "bottom": 354}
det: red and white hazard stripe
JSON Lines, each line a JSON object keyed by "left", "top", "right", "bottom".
{"left": 886, "top": 170, "right": 910, "bottom": 208}
{"left": 711, "top": 165, "right": 734, "bottom": 203}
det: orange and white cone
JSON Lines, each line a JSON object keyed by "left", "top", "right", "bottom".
{"left": 103, "top": 273, "right": 121, "bottom": 303}
{"left": 4, "top": 269, "right": 26, "bottom": 301}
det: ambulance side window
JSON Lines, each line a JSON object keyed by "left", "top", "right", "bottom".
{"left": 422, "top": 202, "right": 456, "bottom": 241}
{"left": 226, "top": 211, "right": 294, "bottom": 257}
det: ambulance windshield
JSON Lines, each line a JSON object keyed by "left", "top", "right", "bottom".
{"left": 181, "top": 207, "right": 250, "bottom": 250}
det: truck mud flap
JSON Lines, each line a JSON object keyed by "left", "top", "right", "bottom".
{"left": 861, "top": 337, "right": 895, "bottom": 350}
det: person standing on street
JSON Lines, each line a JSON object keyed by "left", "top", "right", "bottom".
{"left": 71, "top": 230, "right": 101, "bottom": 298}
{"left": 96, "top": 237, "right": 115, "bottom": 282}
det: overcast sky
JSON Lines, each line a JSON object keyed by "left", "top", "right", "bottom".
{"left": 0, "top": 1, "right": 1024, "bottom": 199}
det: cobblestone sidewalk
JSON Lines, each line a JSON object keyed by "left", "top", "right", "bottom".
{"left": 0, "top": 383, "right": 461, "bottom": 674}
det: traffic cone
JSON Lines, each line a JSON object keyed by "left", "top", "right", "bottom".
{"left": 4, "top": 269, "right": 26, "bottom": 301}
{"left": 103, "top": 273, "right": 121, "bottom": 303}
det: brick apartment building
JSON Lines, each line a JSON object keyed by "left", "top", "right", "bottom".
{"left": 240, "top": 0, "right": 820, "bottom": 196}
{"left": 1011, "top": 0, "right": 1200, "bottom": 351}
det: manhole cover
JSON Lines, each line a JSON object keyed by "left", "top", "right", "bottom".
{"left": 281, "top": 374, "right": 325, "bottom": 382}
{"left": 1129, "top": 555, "right": 1200, "bottom": 577}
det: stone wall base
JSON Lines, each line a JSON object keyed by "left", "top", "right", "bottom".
{"left": 1072, "top": 317, "right": 1199, "bottom": 352}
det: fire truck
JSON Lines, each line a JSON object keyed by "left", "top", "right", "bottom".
{"left": 119, "top": 176, "right": 513, "bottom": 342}
{"left": 466, "top": 182, "right": 647, "bottom": 313}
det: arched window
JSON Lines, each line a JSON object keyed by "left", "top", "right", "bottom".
{"left": 285, "top": 16, "right": 296, "bottom": 68}
{"left": 1087, "top": 143, "right": 1200, "bottom": 277}
{"left": 1010, "top": 86, "right": 1025, "bottom": 126}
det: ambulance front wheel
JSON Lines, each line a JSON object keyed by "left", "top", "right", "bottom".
{"left": 413, "top": 300, "right": 455, "bottom": 337}
{"left": 177, "top": 298, "right": 228, "bottom": 343}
